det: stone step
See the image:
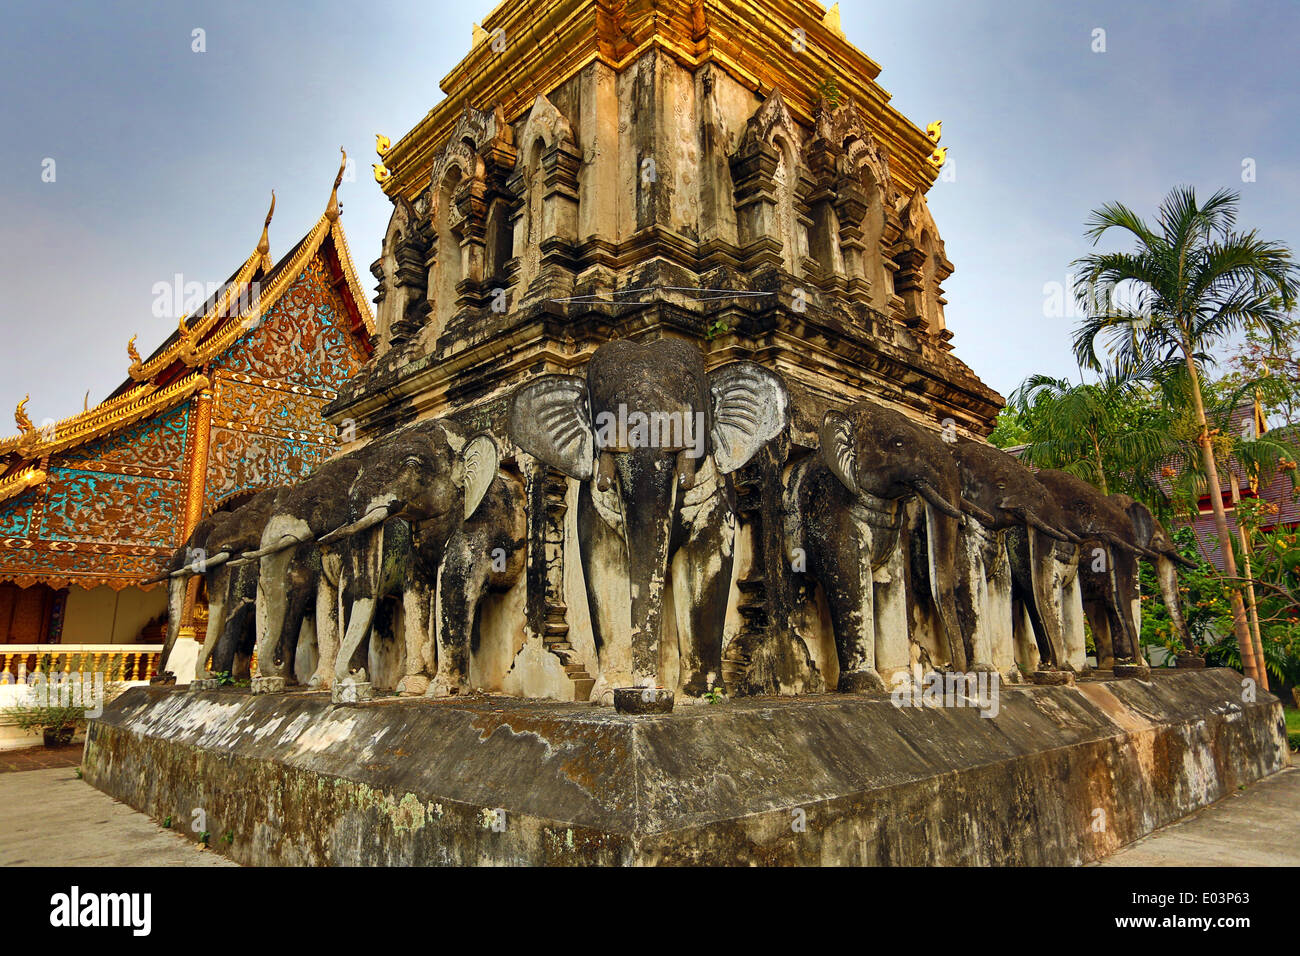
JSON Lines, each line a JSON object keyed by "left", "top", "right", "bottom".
{"left": 571, "top": 677, "right": 595, "bottom": 701}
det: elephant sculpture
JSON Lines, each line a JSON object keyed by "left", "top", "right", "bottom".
{"left": 1032, "top": 469, "right": 1150, "bottom": 672}
{"left": 949, "top": 440, "right": 1082, "bottom": 673}
{"left": 241, "top": 450, "right": 371, "bottom": 688}
{"left": 316, "top": 420, "right": 525, "bottom": 696}
{"left": 171, "top": 486, "right": 288, "bottom": 680}
{"left": 792, "top": 399, "right": 978, "bottom": 686}
{"left": 153, "top": 508, "right": 234, "bottom": 674}
{"left": 509, "top": 338, "right": 788, "bottom": 700}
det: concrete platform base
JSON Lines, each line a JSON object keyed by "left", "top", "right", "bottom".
{"left": 82, "top": 669, "right": 1288, "bottom": 866}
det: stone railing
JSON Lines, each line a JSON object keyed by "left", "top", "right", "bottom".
{"left": 0, "top": 644, "right": 163, "bottom": 685}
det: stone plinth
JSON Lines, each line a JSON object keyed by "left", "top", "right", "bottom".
{"left": 82, "top": 669, "right": 1287, "bottom": 866}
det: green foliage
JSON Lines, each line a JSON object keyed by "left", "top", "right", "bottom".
{"left": 163, "top": 816, "right": 173, "bottom": 829}
{"left": 987, "top": 407, "right": 1030, "bottom": 449}
{"left": 2, "top": 700, "right": 88, "bottom": 735}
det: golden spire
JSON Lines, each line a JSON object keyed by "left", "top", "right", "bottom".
{"left": 822, "top": 3, "right": 843, "bottom": 37}
{"left": 326, "top": 147, "right": 346, "bottom": 222}
{"left": 15, "top": 395, "right": 33, "bottom": 434}
{"left": 256, "top": 190, "right": 275, "bottom": 272}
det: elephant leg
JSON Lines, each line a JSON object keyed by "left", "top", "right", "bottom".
{"left": 1058, "top": 552, "right": 1088, "bottom": 671}
{"left": 253, "top": 549, "right": 294, "bottom": 678}
{"left": 334, "top": 532, "right": 383, "bottom": 684}
{"left": 672, "top": 500, "right": 736, "bottom": 698}
{"left": 308, "top": 555, "right": 341, "bottom": 689}
{"left": 1085, "top": 600, "right": 1114, "bottom": 669}
{"left": 195, "top": 572, "right": 229, "bottom": 679}
{"left": 396, "top": 579, "right": 434, "bottom": 695}
{"left": 1024, "top": 527, "right": 1067, "bottom": 669}
{"left": 924, "top": 503, "right": 971, "bottom": 672}
{"left": 807, "top": 495, "right": 883, "bottom": 693}
{"left": 578, "top": 490, "right": 631, "bottom": 702}
{"left": 429, "top": 532, "right": 491, "bottom": 698}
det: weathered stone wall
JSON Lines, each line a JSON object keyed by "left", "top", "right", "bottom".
{"left": 83, "top": 669, "right": 1288, "bottom": 866}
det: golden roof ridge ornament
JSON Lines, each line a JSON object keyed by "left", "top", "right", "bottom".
{"left": 127, "top": 334, "right": 149, "bottom": 382}
{"left": 177, "top": 316, "right": 202, "bottom": 366}
{"left": 15, "top": 395, "right": 33, "bottom": 434}
{"left": 326, "top": 147, "right": 346, "bottom": 222}
{"left": 256, "top": 190, "right": 276, "bottom": 273}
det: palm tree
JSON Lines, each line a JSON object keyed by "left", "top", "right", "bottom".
{"left": 1009, "top": 361, "right": 1172, "bottom": 503}
{"left": 1073, "top": 186, "right": 1298, "bottom": 685}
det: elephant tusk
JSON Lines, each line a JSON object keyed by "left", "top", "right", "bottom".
{"left": 318, "top": 506, "right": 390, "bottom": 545}
{"left": 1099, "top": 532, "right": 1143, "bottom": 556}
{"left": 912, "top": 480, "right": 963, "bottom": 521}
{"left": 1026, "top": 513, "right": 1074, "bottom": 544}
{"left": 242, "top": 533, "right": 314, "bottom": 561}
{"left": 675, "top": 449, "right": 697, "bottom": 491}
{"left": 1171, "top": 551, "right": 1199, "bottom": 570}
{"left": 596, "top": 452, "right": 617, "bottom": 493}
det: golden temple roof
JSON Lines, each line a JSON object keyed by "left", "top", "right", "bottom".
{"left": 0, "top": 176, "right": 375, "bottom": 467}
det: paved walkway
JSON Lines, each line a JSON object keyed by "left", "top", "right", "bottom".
{"left": 1099, "top": 766, "right": 1300, "bottom": 866}
{"left": 0, "top": 743, "right": 83, "bottom": 774}
{"left": 0, "top": 766, "right": 235, "bottom": 867}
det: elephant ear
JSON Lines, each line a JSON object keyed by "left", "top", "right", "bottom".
{"left": 708, "top": 362, "right": 789, "bottom": 474}
{"left": 461, "top": 435, "right": 499, "bottom": 520}
{"left": 1122, "top": 499, "right": 1155, "bottom": 549}
{"left": 508, "top": 375, "right": 593, "bottom": 481}
{"left": 819, "top": 410, "right": 858, "bottom": 495}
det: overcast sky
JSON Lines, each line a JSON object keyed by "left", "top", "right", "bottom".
{"left": 1, "top": 0, "right": 1295, "bottom": 428}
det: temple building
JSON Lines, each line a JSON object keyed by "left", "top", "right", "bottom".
{"left": 0, "top": 163, "right": 374, "bottom": 648}
{"left": 324, "top": 0, "right": 1004, "bottom": 699}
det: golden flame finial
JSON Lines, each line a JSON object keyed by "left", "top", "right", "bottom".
{"left": 373, "top": 163, "right": 391, "bottom": 185}
{"left": 326, "top": 147, "right": 346, "bottom": 222}
{"left": 256, "top": 190, "right": 275, "bottom": 271}
{"left": 926, "top": 121, "right": 943, "bottom": 144}
{"left": 127, "top": 335, "right": 141, "bottom": 366}
{"left": 375, "top": 134, "right": 391, "bottom": 157}
{"left": 15, "top": 395, "right": 33, "bottom": 434}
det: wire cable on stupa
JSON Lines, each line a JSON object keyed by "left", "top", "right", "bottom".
{"left": 549, "top": 286, "right": 778, "bottom": 306}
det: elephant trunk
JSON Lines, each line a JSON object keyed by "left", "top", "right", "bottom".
{"left": 620, "top": 452, "right": 679, "bottom": 687}
{"left": 1156, "top": 553, "right": 1197, "bottom": 655}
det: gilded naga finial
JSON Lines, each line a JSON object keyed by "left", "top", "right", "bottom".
{"left": 326, "top": 147, "right": 347, "bottom": 222}
{"left": 928, "top": 146, "right": 948, "bottom": 168}
{"left": 127, "top": 334, "right": 151, "bottom": 382}
{"left": 375, "top": 134, "right": 391, "bottom": 157}
{"left": 373, "top": 163, "right": 391, "bottom": 185}
{"left": 178, "top": 317, "right": 201, "bottom": 366}
{"left": 256, "top": 190, "right": 276, "bottom": 271}
{"left": 15, "top": 395, "right": 33, "bottom": 434}
{"left": 926, "top": 121, "right": 943, "bottom": 144}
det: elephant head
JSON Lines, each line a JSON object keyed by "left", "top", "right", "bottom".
{"left": 819, "top": 401, "right": 974, "bottom": 671}
{"left": 949, "top": 440, "right": 1076, "bottom": 542}
{"left": 1111, "top": 493, "right": 1197, "bottom": 655}
{"left": 509, "top": 338, "right": 788, "bottom": 693}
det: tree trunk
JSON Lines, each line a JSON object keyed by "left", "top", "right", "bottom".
{"left": 1229, "top": 472, "right": 1270, "bottom": 690}
{"left": 1183, "top": 348, "right": 1260, "bottom": 684}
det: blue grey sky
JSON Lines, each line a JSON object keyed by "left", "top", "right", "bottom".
{"left": 1, "top": 0, "right": 1296, "bottom": 427}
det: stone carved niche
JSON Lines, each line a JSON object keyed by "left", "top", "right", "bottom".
{"left": 729, "top": 90, "right": 807, "bottom": 277}
{"left": 506, "top": 94, "right": 581, "bottom": 306}
{"left": 372, "top": 196, "right": 431, "bottom": 354}
{"left": 893, "top": 187, "right": 954, "bottom": 338}
{"left": 808, "top": 98, "right": 902, "bottom": 311}
{"left": 400, "top": 105, "right": 519, "bottom": 352}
